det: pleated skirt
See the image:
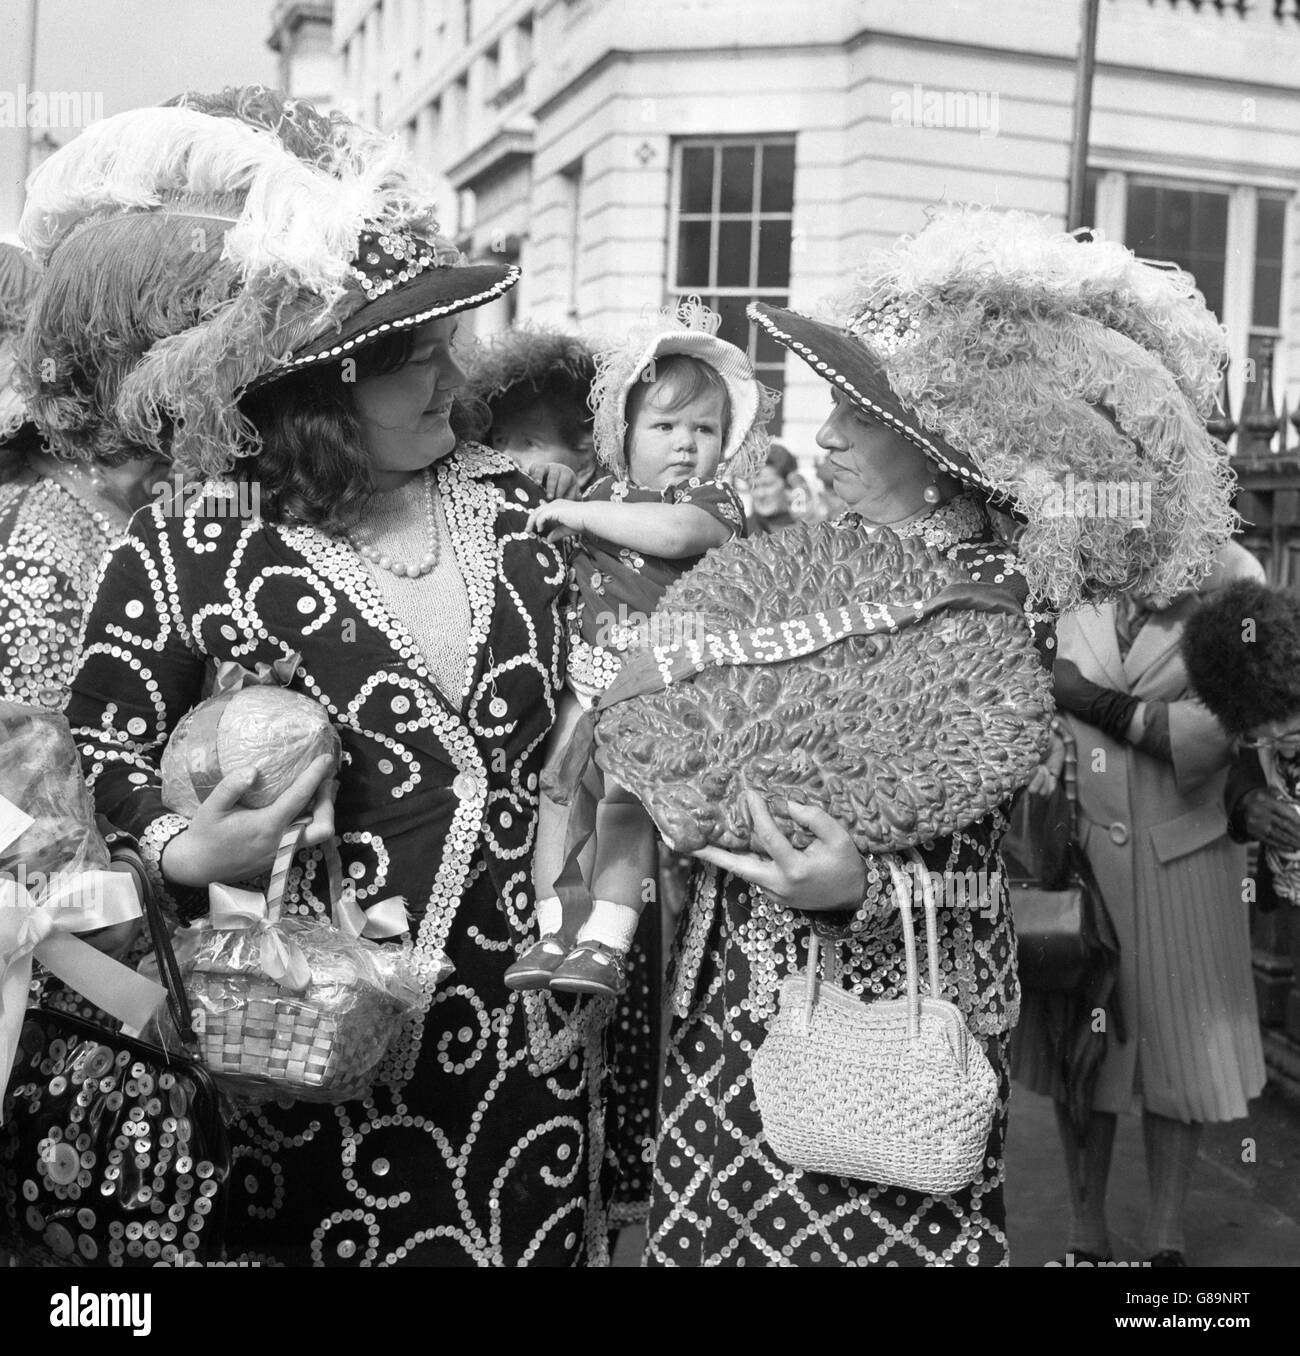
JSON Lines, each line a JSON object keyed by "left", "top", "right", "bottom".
{"left": 1014, "top": 823, "right": 1265, "bottom": 1124}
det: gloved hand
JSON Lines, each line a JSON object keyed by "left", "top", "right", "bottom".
{"left": 1132, "top": 699, "right": 1172, "bottom": 763}
{"left": 1052, "top": 658, "right": 1140, "bottom": 743}
{"left": 1240, "top": 788, "right": 1300, "bottom": 851}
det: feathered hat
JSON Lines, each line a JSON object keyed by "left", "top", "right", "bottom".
{"left": 0, "top": 242, "right": 39, "bottom": 441}
{"left": 590, "top": 296, "right": 776, "bottom": 481}
{"left": 749, "top": 206, "right": 1238, "bottom": 610}
{"left": 18, "top": 86, "right": 518, "bottom": 477}
{"left": 457, "top": 323, "right": 598, "bottom": 446}
{"left": 1181, "top": 579, "right": 1300, "bottom": 738}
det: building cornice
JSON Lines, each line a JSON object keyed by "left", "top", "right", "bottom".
{"left": 267, "top": 0, "right": 334, "bottom": 53}
{"left": 445, "top": 126, "right": 535, "bottom": 192}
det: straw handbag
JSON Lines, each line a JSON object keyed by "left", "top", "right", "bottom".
{"left": 752, "top": 852, "right": 998, "bottom": 1194}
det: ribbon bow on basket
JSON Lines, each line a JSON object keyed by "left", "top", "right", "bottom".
{"left": 171, "top": 819, "right": 428, "bottom": 1104}
{"left": 0, "top": 869, "right": 166, "bottom": 1118}
{"left": 751, "top": 849, "right": 999, "bottom": 1195}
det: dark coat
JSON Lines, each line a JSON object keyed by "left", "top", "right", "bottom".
{"left": 65, "top": 444, "right": 612, "bottom": 1266}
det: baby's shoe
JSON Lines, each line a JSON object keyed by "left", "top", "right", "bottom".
{"left": 549, "top": 941, "right": 628, "bottom": 998}
{"left": 504, "top": 935, "right": 571, "bottom": 990}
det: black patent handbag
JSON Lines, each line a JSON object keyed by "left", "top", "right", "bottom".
{"left": 1003, "top": 721, "right": 1120, "bottom": 992}
{"left": 0, "top": 845, "right": 230, "bottom": 1267}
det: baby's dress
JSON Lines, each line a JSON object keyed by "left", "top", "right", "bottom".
{"left": 1265, "top": 747, "right": 1300, "bottom": 904}
{"left": 564, "top": 474, "right": 745, "bottom": 706}
{"left": 557, "top": 472, "right": 743, "bottom": 1226}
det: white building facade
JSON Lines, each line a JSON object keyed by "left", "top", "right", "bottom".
{"left": 329, "top": 0, "right": 1300, "bottom": 469}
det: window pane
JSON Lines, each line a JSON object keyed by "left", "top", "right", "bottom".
{"left": 761, "top": 143, "right": 795, "bottom": 213}
{"left": 1126, "top": 183, "right": 1156, "bottom": 249}
{"left": 680, "top": 145, "right": 714, "bottom": 214}
{"left": 717, "top": 220, "right": 753, "bottom": 287}
{"left": 676, "top": 220, "right": 713, "bottom": 288}
{"left": 1125, "top": 183, "right": 1228, "bottom": 320}
{"left": 757, "top": 219, "right": 792, "bottom": 288}
{"left": 1254, "top": 195, "right": 1286, "bottom": 330}
{"left": 1082, "top": 169, "right": 1099, "bottom": 231}
{"left": 756, "top": 364, "right": 785, "bottom": 434}
{"left": 719, "top": 145, "right": 756, "bottom": 214}
{"left": 712, "top": 294, "right": 753, "bottom": 353}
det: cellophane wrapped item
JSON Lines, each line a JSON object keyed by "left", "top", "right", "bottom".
{"left": 161, "top": 684, "right": 342, "bottom": 817}
{"left": 0, "top": 699, "right": 110, "bottom": 888}
{"left": 147, "top": 917, "right": 439, "bottom": 1105}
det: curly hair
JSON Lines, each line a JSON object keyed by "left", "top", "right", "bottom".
{"left": 235, "top": 328, "right": 418, "bottom": 534}
{"left": 456, "top": 324, "right": 596, "bottom": 450}
{"left": 1181, "top": 579, "right": 1300, "bottom": 736}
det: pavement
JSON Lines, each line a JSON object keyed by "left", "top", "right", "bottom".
{"left": 612, "top": 1078, "right": 1300, "bottom": 1267}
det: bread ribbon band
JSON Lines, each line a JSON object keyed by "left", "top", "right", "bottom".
{"left": 551, "top": 580, "right": 1025, "bottom": 911}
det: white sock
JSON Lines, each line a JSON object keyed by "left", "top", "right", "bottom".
{"left": 575, "top": 899, "right": 640, "bottom": 952}
{"left": 535, "top": 895, "right": 563, "bottom": 937}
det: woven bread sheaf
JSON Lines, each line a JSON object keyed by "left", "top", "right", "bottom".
{"left": 751, "top": 976, "right": 999, "bottom": 1194}
{"left": 594, "top": 520, "right": 1052, "bottom": 856}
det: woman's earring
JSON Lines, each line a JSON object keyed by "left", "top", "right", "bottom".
{"left": 922, "top": 480, "right": 942, "bottom": 505}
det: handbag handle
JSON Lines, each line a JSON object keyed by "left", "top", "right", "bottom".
{"left": 1055, "top": 716, "right": 1080, "bottom": 839}
{"left": 804, "top": 850, "right": 941, "bottom": 1039}
{"left": 111, "top": 841, "right": 198, "bottom": 1048}
{"left": 886, "top": 852, "right": 941, "bottom": 1038}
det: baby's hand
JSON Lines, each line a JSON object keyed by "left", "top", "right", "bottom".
{"left": 529, "top": 463, "right": 580, "bottom": 500}
{"left": 527, "top": 500, "right": 582, "bottom": 537}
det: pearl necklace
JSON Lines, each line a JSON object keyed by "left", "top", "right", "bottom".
{"left": 350, "top": 469, "right": 440, "bottom": 578}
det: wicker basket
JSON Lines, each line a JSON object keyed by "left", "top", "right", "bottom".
{"left": 188, "top": 970, "right": 406, "bottom": 1099}
{"left": 174, "top": 821, "right": 417, "bottom": 1103}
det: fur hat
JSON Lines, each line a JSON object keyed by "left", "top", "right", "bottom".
{"left": 590, "top": 296, "right": 775, "bottom": 480}
{"left": 19, "top": 86, "right": 517, "bottom": 477}
{"left": 750, "top": 206, "right": 1237, "bottom": 610}
{"left": 1181, "top": 579, "right": 1300, "bottom": 737}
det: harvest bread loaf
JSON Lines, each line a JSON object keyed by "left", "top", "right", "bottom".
{"left": 592, "top": 519, "right": 1053, "bottom": 854}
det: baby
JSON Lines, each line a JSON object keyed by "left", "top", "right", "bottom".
{"left": 507, "top": 299, "right": 773, "bottom": 997}
{"left": 1182, "top": 578, "right": 1300, "bottom": 903}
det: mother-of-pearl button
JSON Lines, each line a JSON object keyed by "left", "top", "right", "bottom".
{"left": 452, "top": 772, "right": 481, "bottom": 800}
{"left": 124, "top": 599, "right": 144, "bottom": 619}
{"left": 391, "top": 695, "right": 410, "bottom": 714}
{"left": 127, "top": 717, "right": 147, "bottom": 736}
{"left": 377, "top": 758, "right": 394, "bottom": 774}
{"left": 297, "top": 597, "right": 317, "bottom": 614}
